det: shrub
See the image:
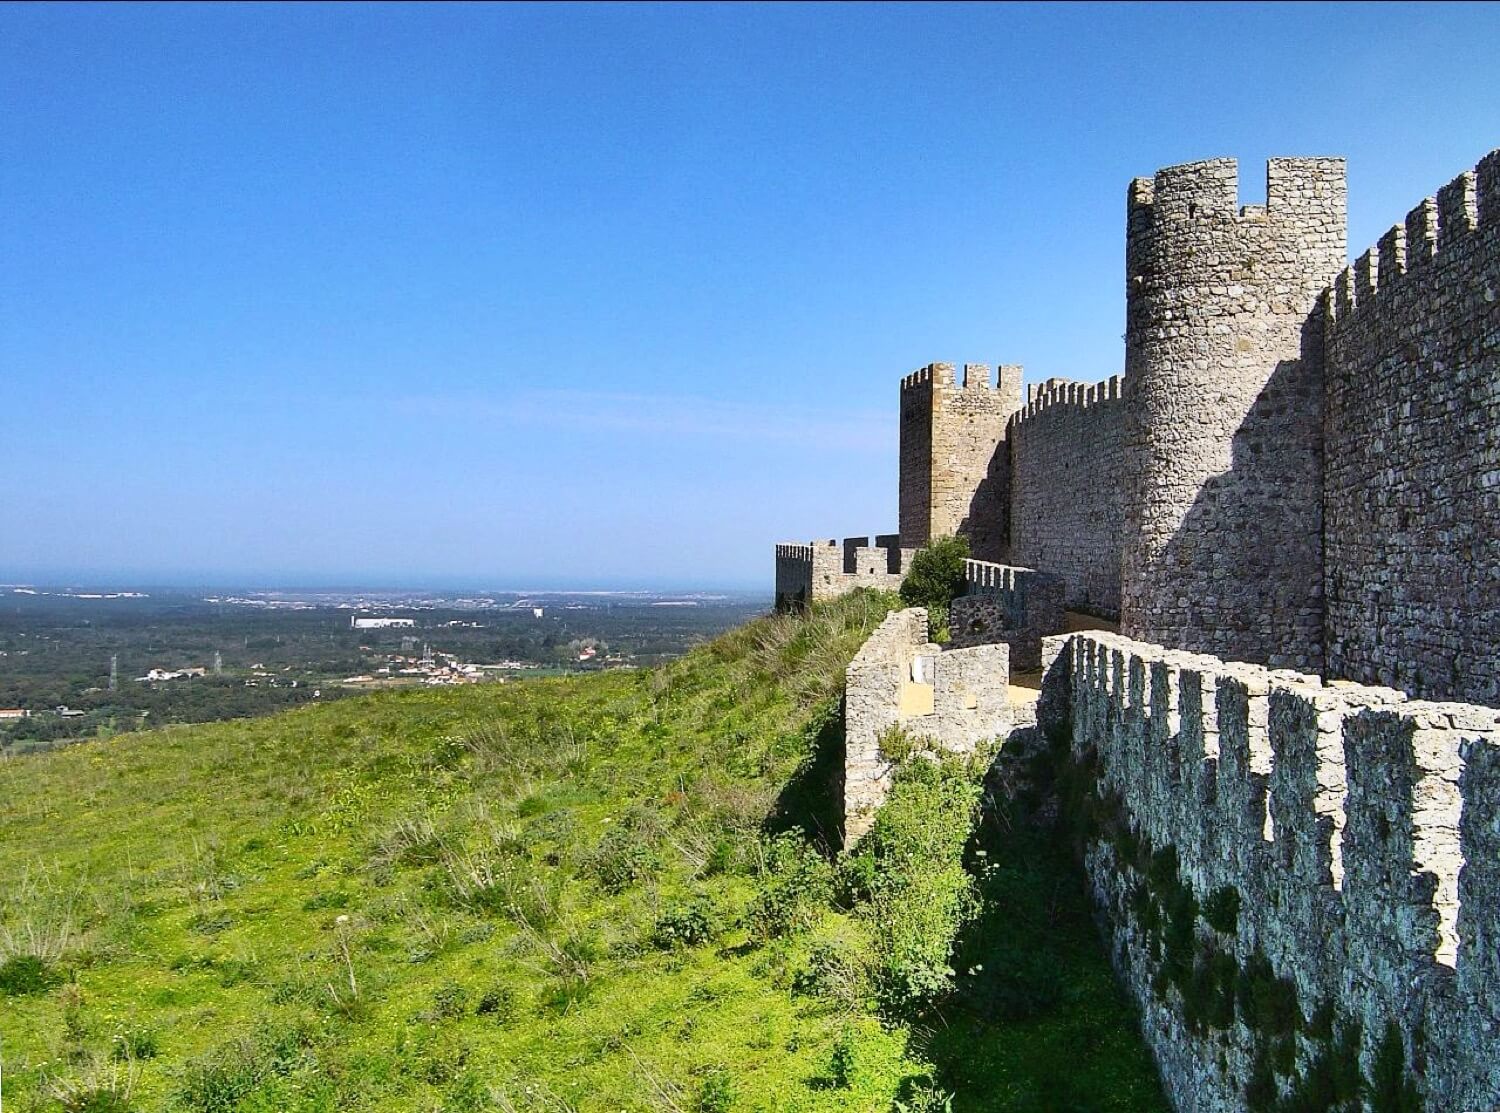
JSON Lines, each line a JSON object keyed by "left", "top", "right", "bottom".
{"left": 828, "top": 1029, "right": 860, "bottom": 1089}
{"left": 745, "top": 834, "right": 836, "bottom": 941}
{"left": 475, "top": 984, "right": 518, "bottom": 1023}
{"left": 895, "top": 1081, "right": 956, "bottom": 1113}
{"left": 45, "top": 1056, "right": 139, "bottom": 1113}
{"left": 899, "top": 535, "right": 971, "bottom": 640}
{"left": 0, "top": 953, "right": 58, "bottom": 996}
{"left": 876, "top": 727, "right": 920, "bottom": 764}
{"left": 586, "top": 810, "right": 664, "bottom": 894}
{"left": 792, "top": 937, "right": 870, "bottom": 1009}
{"left": 432, "top": 981, "right": 468, "bottom": 1019}
{"left": 848, "top": 757, "right": 983, "bottom": 1014}
{"left": 110, "top": 1024, "right": 160, "bottom": 1061}
{"left": 652, "top": 893, "right": 721, "bottom": 949}
{"left": 696, "top": 1068, "right": 736, "bottom": 1112}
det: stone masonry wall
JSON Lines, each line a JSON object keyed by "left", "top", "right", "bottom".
{"left": 898, "top": 362, "right": 1022, "bottom": 562}
{"left": 843, "top": 607, "right": 1011, "bottom": 842}
{"left": 775, "top": 535, "right": 915, "bottom": 609}
{"left": 1121, "top": 158, "right": 1346, "bottom": 672}
{"left": 1008, "top": 375, "right": 1125, "bottom": 617}
{"left": 1323, "top": 150, "right": 1500, "bottom": 707}
{"left": 948, "top": 558, "right": 1065, "bottom": 670}
{"left": 1048, "top": 629, "right": 1500, "bottom": 1112}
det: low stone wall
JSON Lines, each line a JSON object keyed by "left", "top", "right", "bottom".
{"left": 1046, "top": 629, "right": 1500, "bottom": 1112}
{"left": 774, "top": 535, "right": 915, "bottom": 610}
{"left": 947, "top": 559, "right": 1066, "bottom": 669}
{"left": 843, "top": 608, "right": 1011, "bottom": 842}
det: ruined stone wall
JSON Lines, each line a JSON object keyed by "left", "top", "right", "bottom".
{"left": 774, "top": 535, "right": 914, "bottom": 609}
{"left": 1050, "top": 629, "right": 1500, "bottom": 1112}
{"left": 947, "top": 558, "right": 1065, "bottom": 670}
{"left": 1323, "top": 150, "right": 1500, "bottom": 707}
{"left": 1008, "top": 376, "right": 1125, "bottom": 616}
{"left": 898, "top": 362, "right": 1021, "bottom": 561}
{"left": 843, "top": 607, "right": 1011, "bottom": 842}
{"left": 1121, "top": 157, "right": 1346, "bottom": 672}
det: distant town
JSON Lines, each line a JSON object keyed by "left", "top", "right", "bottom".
{"left": 0, "top": 584, "right": 765, "bottom": 753}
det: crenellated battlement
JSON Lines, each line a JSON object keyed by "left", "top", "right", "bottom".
{"left": 899, "top": 361, "right": 1020, "bottom": 393}
{"left": 773, "top": 533, "right": 913, "bottom": 611}
{"left": 899, "top": 359, "right": 1022, "bottom": 559}
{"left": 1009, "top": 373, "right": 1122, "bottom": 428}
{"left": 949, "top": 559, "right": 1066, "bottom": 667}
{"left": 1325, "top": 149, "right": 1500, "bottom": 331}
{"left": 1126, "top": 156, "right": 1348, "bottom": 240}
{"left": 1051, "top": 629, "right": 1500, "bottom": 1109}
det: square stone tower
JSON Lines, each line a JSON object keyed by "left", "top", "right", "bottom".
{"left": 898, "top": 362, "right": 1023, "bottom": 562}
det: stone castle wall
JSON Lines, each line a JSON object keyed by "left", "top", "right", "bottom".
{"left": 1121, "top": 158, "right": 1346, "bottom": 672}
{"left": 775, "top": 536, "right": 915, "bottom": 610}
{"left": 898, "top": 362, "right": 1021, "bottom": 562}
{"left": 844, "top": 607, "right": 1013, "bottom": 842}
{"left": 1045, "top": 630, "right": 1500, "bottom": 1112}
{"left": 948, "top": 558, "right": 1065, "bottom": 670}
{"left": 1008, "top": 375, "right": 1125, "bottom": 617}
{"left": 1323, "top": 151, "right": 1500, "bottom": 708}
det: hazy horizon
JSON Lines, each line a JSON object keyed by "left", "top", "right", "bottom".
{"left": 5, "top": 2, "right": 1498, "bottom": 586}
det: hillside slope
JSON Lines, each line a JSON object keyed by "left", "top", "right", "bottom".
{"left": 0, "top": 593, "right": 1164, "bottom": 1112}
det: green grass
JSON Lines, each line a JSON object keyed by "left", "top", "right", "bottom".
{"left": 0, "top": 591, "right": 1165, "bottom": 1112}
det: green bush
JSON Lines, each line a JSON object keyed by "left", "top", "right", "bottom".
{"left": 0, "top": 953, "right": 58, "bottom": 996}
{"left": 745, "top": 834, "right": 836, "bottom": 941}
{"left": 899, "top": 535, "right": 971, "bottom": 640}
{"left": 586, "top": 817, "right": 662, "bottom": 894}
{"left": 109, "top": 1024, "right": 160, "bottom": 1061}
{"left": 792, "top": 937, "right": 870, "bottom": 1009}
{"left": 696, "top": 1068, "right": 736, "bottom": 1112}
{"left": 475, "top": 984, "right": 518, "bottom": 1023}
{"left": 652, "top": 892, "right": 721, "bottom": 948}
{"left": 848, "top": 756, "right": 983, "bottom": 1013}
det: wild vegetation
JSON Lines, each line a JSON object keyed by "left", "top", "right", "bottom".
{"left": 897, "top": 536, "right": 971, "bottom": 642}
{"left": 0, "top": 591, "right": 1164, "bottom": 1112}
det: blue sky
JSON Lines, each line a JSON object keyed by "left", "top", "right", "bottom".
{"left": 2, "top": 2, "right": 1497, "bottom": 590}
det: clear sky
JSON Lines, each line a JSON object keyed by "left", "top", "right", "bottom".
{"left": 3, "top": 2, "right": 1497, "bottom": 590}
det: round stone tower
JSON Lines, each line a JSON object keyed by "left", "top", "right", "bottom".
{"left": 1121, "top": 157, "right": 1346, "bottom": 670}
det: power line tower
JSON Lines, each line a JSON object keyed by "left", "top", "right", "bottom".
{"left": 109, "top": 654, "right": 118, "bottom": 692}
{"left": 214, "top": 650, "right": 223, "bottom": 676}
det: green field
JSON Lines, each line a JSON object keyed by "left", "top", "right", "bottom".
{"left": 0, "top": 592, "right": 1164, "bottom": 1112}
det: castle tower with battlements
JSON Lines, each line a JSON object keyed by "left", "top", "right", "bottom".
{"left": 1120, "top": 157, "right": 1347, "bottom": 671}
{"left": 898, "top": 361, "right": 1023, "bottom": 562}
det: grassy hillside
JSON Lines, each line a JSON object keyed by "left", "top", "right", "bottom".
{"left": 0, "top": 592, "right": 1165, "bottom": 1113}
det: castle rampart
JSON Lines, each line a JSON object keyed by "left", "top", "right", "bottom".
{"left": 774, "top": 535, "right": 915, "bottom": 610}
{"left": 801, "top": 144, "right": 1500, "bottom": 1113}
{"left": 1008, "top": 375, "right": 1125, "bottom": 616}
{"left": 1046, "top": 630, "right": 1500, "bottom": 1112}
{"left": 947, "top": 558, "right": 1065, "bottom": 669}
{"left": 1121, "top": 157, "right": 1346, "bottom": 672}
{"left": 1322, "top": 151, "right": 1500, "bottom": 707}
